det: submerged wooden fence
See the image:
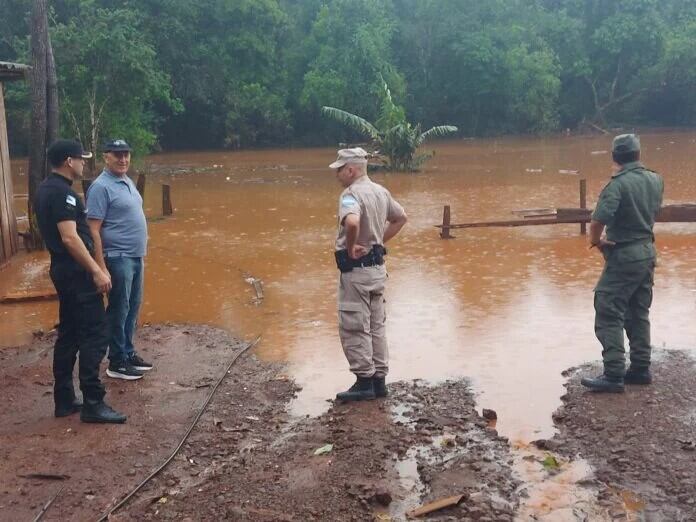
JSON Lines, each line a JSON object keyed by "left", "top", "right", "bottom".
{"left": 437, "top": 178, "right": 696, "bottom": 238}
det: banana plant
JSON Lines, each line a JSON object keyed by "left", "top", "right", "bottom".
{"left": 322, "top": 81, "right": 457, "bottom": 172}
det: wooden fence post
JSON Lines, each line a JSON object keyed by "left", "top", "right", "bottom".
{"left": 162, "top": 184, "right": 172, "bottom": 216}
{"left": 440, "top": 205, "right": 453, "bottom": 239}
{"left": 81, "top": 178, "right": 93, "bottom": 195}
{"left": 579, "top": 178, "right": 587, "bottom": 235}
{"left": 136, "top": 172, "right": 146, "bottom": 200}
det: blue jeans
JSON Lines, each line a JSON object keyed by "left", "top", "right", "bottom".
{"left": 105, "top": 257, "right": 144, "bottom": 365}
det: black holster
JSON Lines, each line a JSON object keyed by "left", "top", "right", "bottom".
{"left": 335, "top": 245, "right": 387, "bottom": 273}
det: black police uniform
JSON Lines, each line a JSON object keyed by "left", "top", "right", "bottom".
{"left": 35, "top": 173, "right": 107, "bottom": 409}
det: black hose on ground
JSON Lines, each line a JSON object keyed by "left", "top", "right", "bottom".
{"left": 91, "top": 335, "right": 261, "bottom": 522}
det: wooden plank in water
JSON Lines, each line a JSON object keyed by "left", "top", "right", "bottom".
{"left": 435, "top": 217, "right": 583, "bottom": 229}
{"left": 436, "top": 204, "right": 696, "bottom": 230}
{"left": 510, "top": 208, "right": 556, "bottom": 216}
{"left": 657, "top": 204, "right": 696, "bottom": 222}
{"left": 1, "top": 288, "right": 57, "bottom": 303}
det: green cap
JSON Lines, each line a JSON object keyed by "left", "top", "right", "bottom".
{"left": 612, "top": 134, "right": 640, "bottom": 154}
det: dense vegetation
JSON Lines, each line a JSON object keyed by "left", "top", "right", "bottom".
{"left": 2, "top": 0, "right": 696, "bottom": 155}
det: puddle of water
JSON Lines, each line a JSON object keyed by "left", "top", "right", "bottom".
{"left": 513, "top": 441, "right": 611, "bottom": 521}
{"left": 392, "top": 448, "right": 428, "bottom": 518}
{"left": 617, "top": 489, "right": 648, "bottom": 521}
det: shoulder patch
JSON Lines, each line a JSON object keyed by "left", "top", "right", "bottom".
{"left": 341, "top": 195, "right": 359, "bottom": 208}
{"left": 66, "top": 195, "right": 77, "bottom": 206}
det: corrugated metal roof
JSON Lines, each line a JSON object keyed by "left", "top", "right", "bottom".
{"left": 0, "top": 61, "right": 31, "bottom": 81}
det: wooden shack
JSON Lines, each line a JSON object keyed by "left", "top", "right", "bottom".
{"left": 0, "top": 61, "right": 29, "bottom": 266}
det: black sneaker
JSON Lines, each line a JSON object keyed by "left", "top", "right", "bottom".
{"left": 129, "top": 353, "right": 153, "bottom": 371}
{"left": 106, "top": 362, "right": 144, "bottom": 380}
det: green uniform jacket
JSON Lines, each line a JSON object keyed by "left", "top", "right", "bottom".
{"left": 591, "top": 161, "right": 664, "bottom": 264}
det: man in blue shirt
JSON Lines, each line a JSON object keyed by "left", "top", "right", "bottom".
{"left": 87, "top": 139, "right": 153, "bottom": 380}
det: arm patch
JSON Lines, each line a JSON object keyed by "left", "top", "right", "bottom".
{"left": 341, "top": 195, "right": 359, "bottom": 208}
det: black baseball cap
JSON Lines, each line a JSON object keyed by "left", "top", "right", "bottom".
{"left": 47, "top": 139, "right": 93, "bottom": 167}
{"left": 102, "top": 139, "right": 132, "bottom": 152}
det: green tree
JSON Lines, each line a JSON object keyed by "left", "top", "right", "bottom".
{"left": 300, "top": 0, "right": 404, "bottom": 142}
{"left": 540, "top": 0, "right": 666, "bottom": 128}
{"left": 52, "top": 3, "right": 180, "bottom": 156}
{"left": 130, "top": 0, "right": 290, "bottom": 148}
{"left": 392, "top": 0, "right": 562, "bottom": 134}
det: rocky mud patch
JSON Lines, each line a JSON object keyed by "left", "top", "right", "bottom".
{"left": 1, "top": 324, "right": 520, "bottom": 521}
{"left": 118, "top": 376, "right": 520, "bottom": 521}
{"left": 546, "top": 350, "right": 696, "bottom": 521}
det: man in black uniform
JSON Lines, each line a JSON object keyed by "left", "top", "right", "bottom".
{"left": 35, "top": 139, "right": 126, "bottom": 423}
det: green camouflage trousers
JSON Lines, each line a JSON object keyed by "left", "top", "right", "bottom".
{"left": 594, "top": 258, "right": 655, "bottom": 377}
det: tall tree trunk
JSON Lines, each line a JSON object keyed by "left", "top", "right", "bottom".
{"left": 27, "top": 0, "right": 49, "bottom": 250}
{"left": 46, "top": 32, "right": 59, "bottom": 144}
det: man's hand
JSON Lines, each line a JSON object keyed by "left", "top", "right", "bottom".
{"left": 590, "top": 237, "right": 616, "bottom": 252}
{"left": 92, "top": 268, "right": 112, "bottom": 293}
{"left": 349, "top": 244, "right": 369, "bottom": 260}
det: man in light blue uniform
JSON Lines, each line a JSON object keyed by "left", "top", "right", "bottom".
{"left": 87, "top": 139, "right": 153, "bottom": 380}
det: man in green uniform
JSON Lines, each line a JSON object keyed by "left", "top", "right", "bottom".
{"left": 581, "top": 134, "right": 664, "bottom": 393}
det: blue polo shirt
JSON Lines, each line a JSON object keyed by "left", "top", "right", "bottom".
{"left": 86, "top": 169, "right": 148, "bottom": 258}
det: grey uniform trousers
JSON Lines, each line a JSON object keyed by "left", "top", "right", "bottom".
{"left": 337, "top": 265, "right": 388, "bottom": 378}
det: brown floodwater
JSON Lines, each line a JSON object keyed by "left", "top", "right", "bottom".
{"left": 2, "top": 132, "right": 695, "bottom": 444}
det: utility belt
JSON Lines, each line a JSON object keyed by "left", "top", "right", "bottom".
{"left": 49, "top": 252, "right": 80, "bottom": 268}
{"left": 610, "top": 237, "right": 654, "bottom": 250}
{"left": 335, "top": 245, "right": 387, "bottom": 273}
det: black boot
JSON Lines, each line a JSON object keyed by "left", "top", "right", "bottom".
{"left": 55, "top": 398, "right": 83, "bottom": 418}
{"left": 624, "top": 366, "right": 652, "bottom": 385}
{"left": 80, "top": 400, "right": 127, "bottom": 424}
{"left": 580, "top": 374, "right": 624, "bottom": 393}
{"left": 336, "top": 376, "right": 376, "bottom": 402}
{"left": 373, "top": 376, "right": 388, "bottom": 398}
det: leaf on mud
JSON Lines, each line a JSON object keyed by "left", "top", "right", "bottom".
{"left": 541, "top": 454, "right": 560, "bottom": 471}
{"left": 440, "top": 436, "right": 456, "bottom": 448}
{"left": 313, "top": 444, "right": 334, "bottom": 456}
{"left": 158, "top": 496, "right": 168, "bottom": 504}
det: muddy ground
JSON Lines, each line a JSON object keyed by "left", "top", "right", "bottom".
{"left": 4, "top": 323, "right": 694, "bottom": 522}
{"left": 0, "top": 324, "right": 519, "bottom": 522}
{"left": 0, "top": 325, "right": 250, "bottom": 521}
{"left": 545, "top": 350, "right": 696, "bottom": 521}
